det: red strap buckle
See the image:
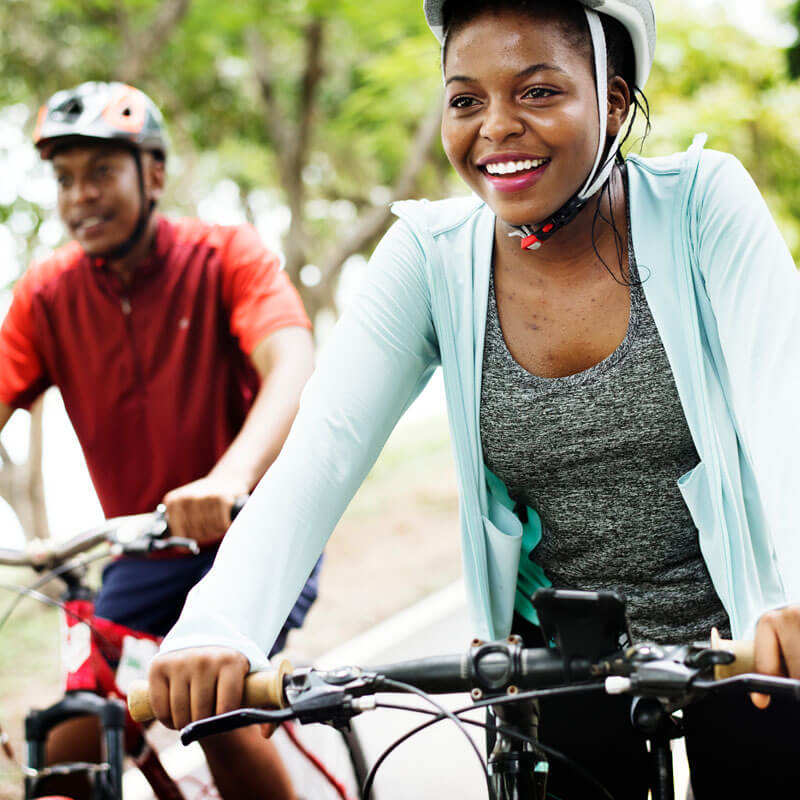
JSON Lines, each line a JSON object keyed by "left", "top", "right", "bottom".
{"left": 520, "top": 234, "right": 540, "bottom": 250}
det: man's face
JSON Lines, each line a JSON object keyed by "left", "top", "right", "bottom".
{"left": 52, "top": 142, "right": 163, "bottom": 256}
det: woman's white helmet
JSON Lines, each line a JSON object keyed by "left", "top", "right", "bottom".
{"left": 424, "top": 0, "right": 656, "bottom": 90}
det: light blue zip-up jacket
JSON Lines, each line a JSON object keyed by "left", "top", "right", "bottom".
{"left": 162, "top": 136, "right": 800, "bottom": 670}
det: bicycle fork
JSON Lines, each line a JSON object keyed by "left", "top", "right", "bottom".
{"left": 631, "top": 696, "right": 683, "bottom": 800}
{"left": 24, "top": 692, "right": 125, "bottom": 800}
{"left": 487, "top": 698, "right": 547, "bottom": 800}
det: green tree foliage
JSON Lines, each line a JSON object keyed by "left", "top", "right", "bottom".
{"left": 3, "top": 0, "right": 800, "bottom": 302}
{"left": 787, "top": 0, "right": 800, "bottom": 76}
{"left": 0, "top": 0, "right": 445, "bottom": 316}
{"left": 635, "top": 2, "right": 800, "bottom": 255}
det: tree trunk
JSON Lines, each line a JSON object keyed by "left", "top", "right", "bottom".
{"left": 0, "top": 397, "right": 50, "bottom": 542}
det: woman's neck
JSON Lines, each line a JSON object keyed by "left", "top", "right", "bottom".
{"left": 494, "top": 166, "right": 628, "bottom": 285}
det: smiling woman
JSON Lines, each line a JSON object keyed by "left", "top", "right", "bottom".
{"left": 442, "top": 10, "right": 613, "bottom": 226}
{"left": 150, "top": 2, "right": 800, "bottom": 799}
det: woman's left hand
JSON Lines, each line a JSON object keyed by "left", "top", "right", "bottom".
{"left": 752, "top": 605, "right": 800, "bottom": 708}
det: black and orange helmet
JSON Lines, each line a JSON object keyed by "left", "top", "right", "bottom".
{"left": 33, "top": 82, "right": 167, "bottom": 161}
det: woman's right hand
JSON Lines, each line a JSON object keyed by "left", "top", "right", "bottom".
{"left": 148, "top": 646, "right": 250, "bottom": 730}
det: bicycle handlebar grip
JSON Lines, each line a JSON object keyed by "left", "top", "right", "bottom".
{"left": 711, "top": 627, "right": 755, "bottom": 680}
{"left": 126, "top": 659, "right": 292, "bottom": 723}
{"left": 128, "top": 680, "right": 156, "bottom": 722}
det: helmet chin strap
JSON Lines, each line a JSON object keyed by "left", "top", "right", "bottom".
{"left": 91, "top": 149, "right": 155, "bottom": 267}
{"left": 511, "top": 8, "right": 623, "bottom": 251}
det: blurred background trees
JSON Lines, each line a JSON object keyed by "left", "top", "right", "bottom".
{"left": 0, "top": 0, "right": 799, "bottom": 539}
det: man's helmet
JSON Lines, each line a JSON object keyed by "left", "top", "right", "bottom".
{"left": 33, "top": 81, "right": 167, "bottom": 161}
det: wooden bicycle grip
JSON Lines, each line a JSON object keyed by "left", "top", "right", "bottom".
{"left": 711, "top": 627, "right": 755, "bottom": 680}
{"left": 127, "top": 659, "right": 293, "bottom": 723}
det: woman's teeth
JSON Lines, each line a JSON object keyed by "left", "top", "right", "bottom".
{"left": 484, "top": 158, "right": 548, "bottom": 175}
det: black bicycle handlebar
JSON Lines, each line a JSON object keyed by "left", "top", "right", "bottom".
{"left": 168, "top": 630, "right": 800, "bottom": 748}
{"left": 170, "top": 631, "right": 800, "bottom": 753}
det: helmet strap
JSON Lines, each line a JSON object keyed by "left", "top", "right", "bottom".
{"left": 92, "top": 149, "right": 155, "bottom": 265}
{"left": 511, "top": 8, "right": 620, "bottom": 252}
{"left": 508, "top": 195, "right": 588, "bottom": 250}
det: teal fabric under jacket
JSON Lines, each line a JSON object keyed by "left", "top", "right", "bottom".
{"left": 162, "top": 136, "right": 800, "bottom": 670}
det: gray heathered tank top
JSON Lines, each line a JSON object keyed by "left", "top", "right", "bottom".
{"left": 479, "top": 229, "right": 731, "bottom": 643}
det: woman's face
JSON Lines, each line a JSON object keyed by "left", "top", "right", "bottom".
{"left": 441, "top": 8, "right": 607, "bottom": 229}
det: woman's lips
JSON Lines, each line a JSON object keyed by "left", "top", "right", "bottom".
{"left": 480, "top": 160, "right": 549, "bottom": 193}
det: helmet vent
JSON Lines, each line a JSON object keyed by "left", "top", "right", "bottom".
{"left": 53, "top": 98, "right": 84, "bottom": 120}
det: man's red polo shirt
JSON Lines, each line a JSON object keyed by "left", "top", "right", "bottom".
{"left": 0, "top": 216, "right": 311, "bottom": 517}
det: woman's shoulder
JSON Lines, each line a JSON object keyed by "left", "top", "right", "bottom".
{"left": 626, "top": 137, "right": 744, "bottom": 185}
{"left": 391, "top": 194, "right": 489, "bottom": 238}
{"left": 627, "top": 138, "right": 757, "bottom": 223}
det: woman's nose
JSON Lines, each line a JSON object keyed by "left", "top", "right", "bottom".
{"left": 479, "top": 100, "right": 525, "bottom": 142}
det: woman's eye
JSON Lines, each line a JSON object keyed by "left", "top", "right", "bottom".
{"left": 450, "top": 95, "right": 479, "bottom": 109}
{"left": 523, "top": 87, "right": 556, "bottom": 100}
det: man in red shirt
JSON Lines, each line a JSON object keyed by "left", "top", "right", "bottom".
{"left": 0, "top": 82, "right": 315, "bottom": 799}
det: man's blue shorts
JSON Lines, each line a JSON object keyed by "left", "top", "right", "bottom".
{"left": 94, "top": 549, "right": 322, "bottom": 657}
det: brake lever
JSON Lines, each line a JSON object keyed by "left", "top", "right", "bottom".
{"left": 695, "top": 673, "right": 800, "bottom": 701}
{"left": 149, "top": 536, "right": 200, "bottom": 555}
{"left": 180, "top": 708, "right": 295, "bottom": 745}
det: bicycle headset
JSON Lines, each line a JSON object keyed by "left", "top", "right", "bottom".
{"left": 424, "top": 0, "right": 657, "bottom": 250}
{"left": 33, "top": 81, "right": 168, "bottom": 263}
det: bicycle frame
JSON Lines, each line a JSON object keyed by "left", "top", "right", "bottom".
{"left": 24, "top": 567, "right": 187, "bottom": 800}
{"left": 487, "top": 698, "right": 547, "bottom": 800}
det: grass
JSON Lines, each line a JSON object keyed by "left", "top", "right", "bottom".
{"left": 0, "top": 596, "right": 61, "bottom": 800}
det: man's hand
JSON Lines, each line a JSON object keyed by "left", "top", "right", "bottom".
{"left": 149, "top": 647, "right": 250, "bottom": 730}
{"left": 751, "top": 604, "right": 800, "bottom": 709}
{"left": 163, "top": 476, "right": 248, "bottom": 544}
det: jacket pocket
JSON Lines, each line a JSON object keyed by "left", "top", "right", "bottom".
{"left": 677, "top": 461, "right": 714, "bottom": 538}
{"left": 483, "top": 498, "right": 523, "bottom": 637}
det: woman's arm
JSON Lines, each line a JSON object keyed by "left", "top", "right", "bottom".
{"left": 695, "top": 152, "right": 800, "bottom": 698}
{"left": 695, "top": 153, "right": 800, "bottom": 555}
{"left": 150, "top": 219, "right": 440, "bottom": 727}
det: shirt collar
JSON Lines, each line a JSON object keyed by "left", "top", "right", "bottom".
{"left": 88, "top": 215, "right": 173, "bottom": 292}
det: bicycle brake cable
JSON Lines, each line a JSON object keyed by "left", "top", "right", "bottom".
{"left": 0, "top": 569, "right": 122, "bottom": 652}
{"left": 367, "top": 696, "right": 615, "bottom": 800}
{"left": 364, "top": 683, "right": 614, "bottom": 800}
{"left": 0, "top": 549, "right": 109, "bottom": 632}
{"left": 369, "top": 677, "right": 495, "bottom": 800}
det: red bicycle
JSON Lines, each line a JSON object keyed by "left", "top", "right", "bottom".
{"left": 0, "top": 508, "right": 368, "bottom": 800}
